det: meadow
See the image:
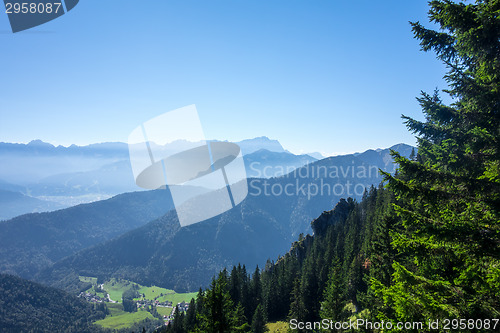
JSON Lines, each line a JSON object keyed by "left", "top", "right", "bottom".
{"left": 80, "top": 276, "right": 197, "bottom": 329}
{"left": 94, "top": 303, "right": 155, "bottom": 330}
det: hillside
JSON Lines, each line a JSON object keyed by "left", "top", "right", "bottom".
{"left": 0, "top": 188, "right": 202, "bottom": 279}
{"left": 0, "top": 189, "right": 64, "bottom": 221}
{"left": 0, "top": 274, "right": 107, "bottom": 333}
{"left": 155, "top": 191, "right": 383, "bottom": 333}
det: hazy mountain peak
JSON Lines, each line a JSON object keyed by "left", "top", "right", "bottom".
{"left": 389, "top": 143, "right": 414, "bottom": 151}
{"left": 27, "top": 140, "right": 54, "bottom": 148}
{"left": 237, "top": 136, "right": 285, "bottom": 155}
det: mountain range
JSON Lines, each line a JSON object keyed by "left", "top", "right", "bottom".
{"left": 0, "top": 137, "right": 319, "bottom": 220}
{"left": 28, "top": 144, "right": 413, "bottom": 293}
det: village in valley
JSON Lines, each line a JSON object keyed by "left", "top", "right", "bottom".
{"left": 78, "top": 276, "right": 196, "bottom": 329}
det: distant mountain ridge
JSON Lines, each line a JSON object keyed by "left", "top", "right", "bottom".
{"left": 0, "top": 140, "right": 129, "bottom": 185}
{"left": 0, "top": 136, "right": 284, "bottom": 159}
{"left": 243, "top": 149, "right": 317, "bottom": 178}
{"left": 0, "top": 137, "right": 319, "bottom": 219}
{"left": 235, "top": 136, "right": 285, "bottom": 155}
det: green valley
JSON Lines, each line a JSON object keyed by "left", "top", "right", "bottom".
{"left": 78, "top": 276, "right": 197, "bottom": 330}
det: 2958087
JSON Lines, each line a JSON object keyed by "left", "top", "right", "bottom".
{"left": 5, "top": 2, "right": 62, "bottom": 14}
{"left": 442, "top": 318, "right": 499, "bottom": 331}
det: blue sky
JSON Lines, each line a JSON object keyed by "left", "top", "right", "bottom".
{"left": 0, "top": 0, "right": 449, "bottom": 156}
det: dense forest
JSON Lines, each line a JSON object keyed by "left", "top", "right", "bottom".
{"left": 157, "top": 0, "right": 500, "bottom": 332}
{"left": 157, "top": 189, "right": 393, "bottom": 333}
{"left": 0, "top": 273, "right": 167, "bottom": 333}
{"left": 0, "top": 274, "right": 108, "bottom": 333}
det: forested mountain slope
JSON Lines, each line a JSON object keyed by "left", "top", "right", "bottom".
{"left": 0, "top": 189, "right": 179, "bottom": 278}
{"left": 36, "top": 145, "right": 412, "bottom": 293}
{"left": 0, "top": 274, "right": 108, "bottom": 333}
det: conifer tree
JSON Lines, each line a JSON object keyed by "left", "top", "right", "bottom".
{"left": 288, "top": 277, "right": 306, "bottom": 330}
{"left": 232, "top": 303, "right": 250, "bottom": 332}
{"left": 299, "top": 255, "right": 320, "bottom": 323}
{"left": 171, "top": 306, "right": 186, "bottom": 333}
{"left": 250, "top": 266, "right": 262, "bottom": 317}
{"left": 251, "top": 304, "right": 268, "bottom": 333}
{"left": 320, "top": 257, "right": 344, "bottom": 322}
{"left": 373, "top": 0, "right": 500, "bottom": 323}
{"left": 229, "top": 265, "right": 241, "bottom": 305}
{"left": 409, "top": 147, "right": 416, "bottom": 161}
{"left": 200, "top": 272, "right": 237, "bottom": 333}
{"left": 184, "top": 298, "right": 197, "bottom": 331}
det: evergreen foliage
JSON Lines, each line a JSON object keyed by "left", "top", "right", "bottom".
{"left": 0, "top": 274, "right": 108, "bottom": 333}
{"left": 122, "top": 286, "right": 139, "bottom": 313}
{"left": 371, "top": 0, "right": 500, "bottom": 327}
{"left": 251, "top": 304, "right": 268, "bottom": 333}
{"left": 157, "top": 189, "right": 393, "bottom": 332}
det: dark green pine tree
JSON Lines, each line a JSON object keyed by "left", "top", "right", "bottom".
{"left": 364, "top": 189, "right": 398, "bottom": 319}
{"left": 195, "top": 287, "right": 205, "bottom": 313}
{"left": 239, "top": 264, "right": 251, "bottom": 321}
{"left": 366, "top": 187, "right": 395, "bottom": 286}
{"left": 171, "top": 306, "right": 186, "bottom": 333}
{"left": 288, "top": 277, "right": 307, "bottom": 331}
{"left": 200, "top": 272, "right": 237, "bottom": 333}
{"left": 232, "top": 302, "right": 250, "bottom": 332}
{"left": 250, "top": 266, "right": 262, "bottom": 317}
{"left": 373, "top": 0, "right": 500, "bottom": 324}
{"left": 263, "top": 271, "right": 280, "bottom": 322}
{"left": 251, "top": 304, "right": 268, "bottom": 333}
{"left": 409, "top": 147, "right": 416, "bottom": 161}
{"left": 299, "top": 254, "right": 321, "bottom": 323}
{"left": 320, "top": 257, "right": 344, "bottom": 322}
{"left": 229, "top": 265, "right": 242, "bottom": 305}
{"left": 184, "top": 298, "right": 197, "bottom": 332}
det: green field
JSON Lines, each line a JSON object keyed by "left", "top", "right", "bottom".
{"left": 135, "top": 285, "right": 174, "bottom": 300}
{"left": 106, "top": 303, "right": 125, "bottom": 316}
{"left": 267, "top": 321, "right": 288, "bottom": 332}
{"left": 158, "top": 292, "right": 197, "bottom": 305}
{"left": 79, "top": 276, "right": 97, "bottom": 284}
{"left": 102, "top": 278, "right": 136, "bottom": 302}
{"left": 94, "top": 308, "right": 154, "bottom": 330}
{"left": 156, "top": 306, "right": 173, "bottom": 317}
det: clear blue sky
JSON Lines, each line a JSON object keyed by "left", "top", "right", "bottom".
{"left": 0, "top": 0, "right": 449, "bottom": 156}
